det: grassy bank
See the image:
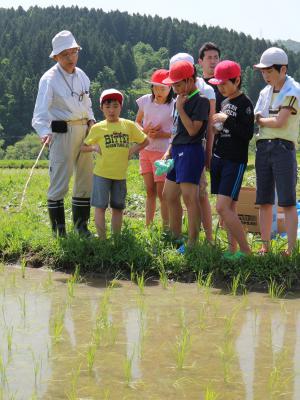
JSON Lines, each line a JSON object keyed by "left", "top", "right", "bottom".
{"left": 1, "top": 159, "right": 300, "bottom": 290}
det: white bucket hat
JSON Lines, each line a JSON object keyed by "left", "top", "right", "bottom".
{"left": 49, "top": 30, "right": 81, "bottom": 58}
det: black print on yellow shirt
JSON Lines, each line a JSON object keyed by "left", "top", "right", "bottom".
{"left": 104, "top": 133, "right": 129, "bottom": 148}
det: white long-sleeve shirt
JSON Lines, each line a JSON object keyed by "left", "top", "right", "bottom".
{"left": 32, "top": 63, "right": 95, "bottom": 137}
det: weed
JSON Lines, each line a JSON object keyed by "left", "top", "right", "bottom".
{"left": 159, "top": 266, "right": 168, "bottom": 289}
{"left": 204, "top": 385, "right": 219, "bottom": 400}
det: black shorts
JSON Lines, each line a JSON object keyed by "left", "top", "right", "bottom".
{"left": 255, "top": 139, "right": 297, "bottom": 207}
{"left": 210, "top": 155, "right": 246, "bottom": 201}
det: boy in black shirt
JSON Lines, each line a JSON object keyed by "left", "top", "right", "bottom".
{"left": 209, "top": 60, "right": 254, "bottom": 259}
{"left": 162, "top": 61, "right": 210, "bottom": 249}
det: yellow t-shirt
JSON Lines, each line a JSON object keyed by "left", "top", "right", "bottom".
{"left": 257, "top": 94, "right": 300, "bottom": 145}
{"left": 85, "top": 118, "right": 146, "bottom": 179}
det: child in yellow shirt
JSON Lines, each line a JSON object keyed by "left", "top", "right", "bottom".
{"left": 81, "top": 89, "right": 148, "bottom": 238}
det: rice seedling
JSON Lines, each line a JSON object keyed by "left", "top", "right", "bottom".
{"left": 0, "top": 354, "right": 8, "bottom": 386}
{"left": 204, "top": 385, "right": 219, "bottom": 400}
{"left": 268, "top": 278, "right": 286, "bottom": 299}
{"left": 123, "top": 348, "right": 135, "bottom": 386}
{"left": 196, "top": 271, "right": 213, "bottom": 290}
{"left": 10, "top": 272, "right": 16, "bottom": 288}
{"left": 6, "top": 327, "right": 13, "bottom": 354}
{"left": 174, "top": 326, "right": 191, "bottom": 369}
{"left": 102, "top": 389, "right": 110, "bottom": 399}
{"left": 18, "top": 293, "right": 26, "bottom": 322}
{"left": 20, "top": 257, "right": 26, "bottom": 279}
{"left": 136, "top": 272, "right": 145, "bottom": 295}
{"left": 158, "top": 266, "right": 168, "bottom": 289}
{"left": 217, "top": 339, "right": 236, "bottom": 383}
{"left": 198, "top": 304, "right": 208, "bottom": 331}
{"left": 31, "top": 351, "right": 42, "bottom": 387}
{"left": 42, "top": 269, "right": 53, "bottom": 291}
{"left": 66, "top": 364, "right": 81, "bottom": 400}
{"left": 52, "top": 307, "right": 65, "bottom": 343}
{"left": 230, "top": 272, "right": 241, "bottom": 296}
{"left": 87, "top": 342, "right": 96, "bottom": 373}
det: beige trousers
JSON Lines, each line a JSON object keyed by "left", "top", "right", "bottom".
{"left": 48, "top": 124, "right": 93, "bottom": 201}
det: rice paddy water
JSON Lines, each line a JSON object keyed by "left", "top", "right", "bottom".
{"left": 1, "top": 264, "right": 300, "bottom": 399}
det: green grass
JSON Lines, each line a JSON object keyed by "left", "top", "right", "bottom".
{"left": 1, "top": 160, "right": 300, "bottom": 289}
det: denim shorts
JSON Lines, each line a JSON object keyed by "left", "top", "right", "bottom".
{"left": 91, "top": 175, "right": 127, "bottom": 209}
{"left": 255, "top": 139, "right": 297, "bottom": 207}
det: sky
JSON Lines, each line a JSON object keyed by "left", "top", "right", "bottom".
{"left": 1, "top": 0, "right": 300, "bottom": 43}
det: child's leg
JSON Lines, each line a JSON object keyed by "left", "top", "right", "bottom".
{"left": 259, "top": 204, "right": 273, "bottom": 251}
{"left": 216, "top": 195, "right": 250, "bottom": 254}
{"left": 156, "top": 181, "right": 169, "bottom": 228}
{"left": 224, "top": 201, "right": 238, "bottom": 253}
{"left": 283, "top": 206, "right": 298, "bottom": 254}
{"left": 163, "top": 179, "right": 182, "bottom": 238}
{"left": 199, "top": 170, "right": 213, "bottom": 242}
{"left": 180, "top": 182, "right": 201, "bottom": 246}
{"left": 111, "top": 208, "right": 123, "bottom": 235}
{"left": 142, "top": 172, "right": 157, "bottom": 225}
{"left": 95, "top": 207, "right": 106, "bottom": 239}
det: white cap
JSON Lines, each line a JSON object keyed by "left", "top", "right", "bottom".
{"left": 169, "top": 52, "right": 194, "bottom": 67}
{"left": 49, "top": 30, "right": 81, "bottom": 58}
{"left": 100, "top": 89, "right": 124, "bottom": 105}
{"left": 254, "top": 47, "right": 288, "bottom": 69}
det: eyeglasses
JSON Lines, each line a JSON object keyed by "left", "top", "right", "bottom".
{"left": 59, "top": 49, "right": 79, "bottom": 59}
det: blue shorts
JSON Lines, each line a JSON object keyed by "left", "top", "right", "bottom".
{"left": 167, "top": 143, "right": 204, "bottom": 185}
{"left": 210, "top": 155, "right": 246, "bottom": 201}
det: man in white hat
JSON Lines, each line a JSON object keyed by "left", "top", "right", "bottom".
{"left": 32, "top": 30, "right": 95, "bottom": 236}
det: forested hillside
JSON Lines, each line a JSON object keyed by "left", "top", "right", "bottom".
{"left": 1, "top": 6, "right": 300, "bottom": 147}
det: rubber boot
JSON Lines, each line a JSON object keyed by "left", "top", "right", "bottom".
{"left": 72, "top": 197, "right": 91, "bottom": 237}
{"left": 47, "top": 199, "right": 66, "bottom": 237}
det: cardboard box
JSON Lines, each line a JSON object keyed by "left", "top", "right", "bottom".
{"left": 237, "top": 187, "right": 260, "bottom": 233}
{"left": 236, "top": 187, "right": 286, "bottom": 234}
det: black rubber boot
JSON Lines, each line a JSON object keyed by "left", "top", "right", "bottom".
{"left": 72, "top": 197, "right": 91, "bottom": 237}
{"left": 47, "top": 199, "right": 66, "bottom": 237}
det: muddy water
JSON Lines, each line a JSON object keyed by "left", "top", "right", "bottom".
{"left": 0, "top": 266, "right": 300, "bottom": 399}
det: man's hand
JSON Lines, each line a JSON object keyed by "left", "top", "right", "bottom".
{"left": 41, "top": 134, "right": 53, "bottom": 145}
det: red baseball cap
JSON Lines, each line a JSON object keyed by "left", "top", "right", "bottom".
{"left": 146, "top": 69, "right": 169, "bottom": 86}
{"left": 100, "top": 88, "right": 124, "bottom": 105}
{"left": 162, "top": 61, "right": 194, "bottom": 85}
{"left": 209, "top": 60, "right": 241, "bottom": 85}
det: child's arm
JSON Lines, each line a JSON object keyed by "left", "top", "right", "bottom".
{"left": 205, "top": 98, "right": 216, "bottom": 169}
{"left": 128, "top": 138, "right": 149, "bottom": 159}
{"left": 176, "top": 95, "right": 203, "bottom": 136}
{"left": 256, "top": 108, "right": 293, "bottom": 128}
{"left": 162, "top": 144, "right": 172, "bottom": 160}
{"left": 80, "top": 143, "right": 101, "bottom": 153}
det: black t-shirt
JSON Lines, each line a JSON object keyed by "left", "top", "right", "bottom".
{"left": 204, "top": 77, "right": 226, "bottom": 112}
{"left": 213, "top": 93, "right": 254, "bottom": 163}
{"left": 172, "top": 93, "right": 210, "bottom": 145}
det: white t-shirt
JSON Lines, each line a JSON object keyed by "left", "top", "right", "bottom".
{"left": 136, "top": 94, "right": 175, "bottom": 152}
{"left": 196, "top": 77, "right": 216, "bottom": 100}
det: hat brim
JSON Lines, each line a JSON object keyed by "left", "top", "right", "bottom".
{"left": 145, "top": 80, "right": 169, "bottom": 87}
{"left": 208, "top": 78, "right": 225, "bottom": 85}
{"left": 49, "top": 44, "right": 82, "bottom": 59}
{"left": 162, "top": 77, "right": 180, "bottom": 85}
{"left": 253, "top": 62, "right": 273, "bottom": 69}
{"left": 100, "top": 93, "right": 123, "bottom": 105}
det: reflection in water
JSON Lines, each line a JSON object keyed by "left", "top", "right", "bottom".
{"left": 64, "top": 307, "right": 76, "bottom": 348}
{"left": 0, "top": 291, "right": 52, "bottom": 399}
{"left": 293, "top": 313, "right": 300, "bottom": 400}
{"left": 271, "top": 311, "right": 287, "bottom": 359}
{"left": 125, "top": 307, "right": 145, "bottom": 380}
{"left": 236, "top": 309, "right": 260, "bottom": 400}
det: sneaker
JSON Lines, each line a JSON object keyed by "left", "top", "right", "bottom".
{"left": 222, "top": 251, "right": 235, "bottom": 260}
{"left": 231, "top": 251, "right": 248, "bottom": 260}
{"left": 177, "top": 244, "right": 186, "bottom": 255}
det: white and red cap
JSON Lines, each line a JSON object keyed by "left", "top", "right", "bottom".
{"left": 100, "top": 89, "right": 124, "bottom": 105}
{"left": 49, "top": 30, "right": 81, "bottom": 58}
{"left": 209, "top": 60, "right": 241, "bottom": 85}
{"left": 169, "top": 52, "right": 194, "bottom": 67}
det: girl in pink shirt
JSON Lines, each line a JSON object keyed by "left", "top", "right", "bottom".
{"left": 136, "top": 69, "right": 175, "bottom": 227}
